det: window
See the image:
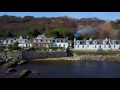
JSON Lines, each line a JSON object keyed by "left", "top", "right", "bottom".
{"left": 104, "top": 45, "right": 106, "bottom": 48}
{"left": 94, "top": 41, "right": 97, "bottom": 44}
{"left": 11, "top": 40, "right": 13, "bottom": 43}
{"left": 55, "top": 44, "right": 57, "bottom": 47}
{"left": 53, "top": 40, "right": 55, "bottom": 43}
{"left": 82, "top": 45, "right": 84, "bottom": 48}
{"left": 46, "top": 40, "right": 47, "bottom": 42}
{"left": 78, "top": 45, "right": 79, "bottom": 48}
{"left": 57, "top": 40, "right": 59, "bottom": 43}
{"left": 63, "top": 44, "right": 65, "bottom": 47}
{"left": 114, "top": 45, "right": 115, "bottom": 48}
{"left": 95, "top": 45, "right": 96, "bottom": 48}
{"left": 59, "top": 44, "right": 61, "bottom": 47}
{"left": 114, "top": 41, "right": 116, "bottom": 44}
{"left": 6, "top": 40, "right": 8, "bottom": 43}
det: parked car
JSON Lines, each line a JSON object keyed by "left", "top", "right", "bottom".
{"left": 96, "top": 48, "right": 103, "bottom": 51}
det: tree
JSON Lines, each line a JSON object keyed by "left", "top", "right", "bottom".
{"left": 18, "top": 30, "right": 28, "bottom": 37}
{"left": 12, "top": 42, "right": 19, "bottom": 50}
{"left": 28, "top": 27, "right": 45, "bottom": 38}
{"left": 6, "top": 31, "right": 14, "bottom": 37}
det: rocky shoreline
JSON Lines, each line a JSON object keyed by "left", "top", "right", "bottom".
{"left": 33, "top": 53, "right": 120, "bottom": 62}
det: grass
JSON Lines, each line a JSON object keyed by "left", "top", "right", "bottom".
{"left": 72, "top": 50, "right": 120, "bottom": 55}
{"left": 12, "top": 50, "right": 19, "bottom": 52}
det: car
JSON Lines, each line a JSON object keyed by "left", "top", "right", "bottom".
{"left": 96, "top": 48, "right": 103, "bottom": 51}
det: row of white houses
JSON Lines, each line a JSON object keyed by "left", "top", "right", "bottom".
{"left": 74, "top": 38, "right": 120, "bottom": 50}
{"left": 1, "top": 34, "right": 120, "bottom": 50}
{"left": 0, "top": 34, "right": 72, "bottom": 49}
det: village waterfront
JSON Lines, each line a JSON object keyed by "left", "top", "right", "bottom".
{"left": 1, "top": 50, "right": 120, "bottom": 78}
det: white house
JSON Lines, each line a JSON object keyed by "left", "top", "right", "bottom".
{"left": 110, "top": 40, "right": 120, "bottom": 50}
{"left": 16, "top": 36, "right": 32, "bottom": 48}
{"left": 74, "top": 38, "right": 112, "bottom": 50}
{"left": 52, "top": 38, "right": 71, "bottom": 49}
{"left": 3, "top": 38, "right": 16, "bottom": 47}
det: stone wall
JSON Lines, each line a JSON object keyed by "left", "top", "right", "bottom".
{"left": 22, "top": 51, "right": 67, "bottom": 60}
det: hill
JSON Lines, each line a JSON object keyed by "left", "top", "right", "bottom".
{"left": 0, "top": 15, "right": 119, "bottom": 40}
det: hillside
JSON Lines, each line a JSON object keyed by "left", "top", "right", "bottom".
{"left": 0, "top": 15, "right": 119, "bottom": 40}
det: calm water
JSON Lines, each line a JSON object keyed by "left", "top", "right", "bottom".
{"left": 1, "top": 61, "right": 120, "bottom": 78}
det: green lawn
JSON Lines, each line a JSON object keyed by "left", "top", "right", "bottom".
{"left": 71, "top": 49, "right": 120, "bottom": 55}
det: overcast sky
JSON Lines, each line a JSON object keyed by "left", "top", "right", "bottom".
{"left": 0, "top": 12, "right": 120, "bottom": 20}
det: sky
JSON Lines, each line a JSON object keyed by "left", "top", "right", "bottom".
{"left": 0, "top": 12, "right": 120, "bottom": 21}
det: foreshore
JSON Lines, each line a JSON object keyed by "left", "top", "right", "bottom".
{"left": 32, "top": 53, "right": 120, "bottom": 62}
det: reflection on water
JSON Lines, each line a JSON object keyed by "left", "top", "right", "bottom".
{"left": 13, "top": 61, "right": 120, "bottom": 78}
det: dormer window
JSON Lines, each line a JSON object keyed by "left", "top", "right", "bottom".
{"left": 94, "top": 40, "right": 97, "bottom": 44}
{"left": 53, "top": 40, "right": 55, "bottom": 43}
{"left": 11, "top": 40, "right": 13, "bottom": 43}
{"left": 113, "top": 40, "right": 116, "bottom": 44}
{"left": 6, "top": 40, "right": 8, "bottom": 43}
{"left": 57, "top": 40, "right": 59, "bottom": 43}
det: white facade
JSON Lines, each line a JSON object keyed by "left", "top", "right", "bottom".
{"left": 3, "top": 38, "right": 16, "bottom": 47}
{"left": 52, "top": 38, "right": 71, "bottom": 49}
{"left": 74, "top": 38, "right": 114, "bottom": 50}
{"left": 18, "top": 43, "right": 32, "bottom": 48}
{"left": 16, "top": 36, "right": 32, "bottom": 48}
{"left": 53, "top": 42, "right": 69, "bottom": 49}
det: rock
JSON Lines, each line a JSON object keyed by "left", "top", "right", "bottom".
{"left": 0, "top": 60, "right": 5, "bottom": 65}
{"left": 14, "top": 70, "right": 31, "bottom": 78}
{"left": 6, "top": 68, "right": 16, "bottom": 73}
{"left": 3, "top": 60, "right": 17, "bottom": 68}
{"left": 17, "top": 60, "right": 28, "bottom": 65}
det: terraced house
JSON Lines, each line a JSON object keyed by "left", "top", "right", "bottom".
{"left": 32, "top": 34, "right": 71, "bottom": 49}
{"left": 32, "top": 34, "right": 53, "bottom": 48}
{"left": 74, "top": 38, "right": 120, "bottom": 50}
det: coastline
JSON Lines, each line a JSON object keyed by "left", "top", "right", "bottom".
{"left": 32, "top": 53, "right": 120, "bottom": 62}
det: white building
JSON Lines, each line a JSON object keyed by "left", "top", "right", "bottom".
{"left": 3, "top": 38, "right": 16, "bottom": 47}
{"left": 74, "top": 38, "right": 113, "bottom": 50}
{"left": 110, "top": 40, "right": 120, "bottom": 50}
{"left": 52, "top": 38, "right": 71, "bottom": 49}
{"left": 16, "top": 36, "right": 32, "bottom": 48}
